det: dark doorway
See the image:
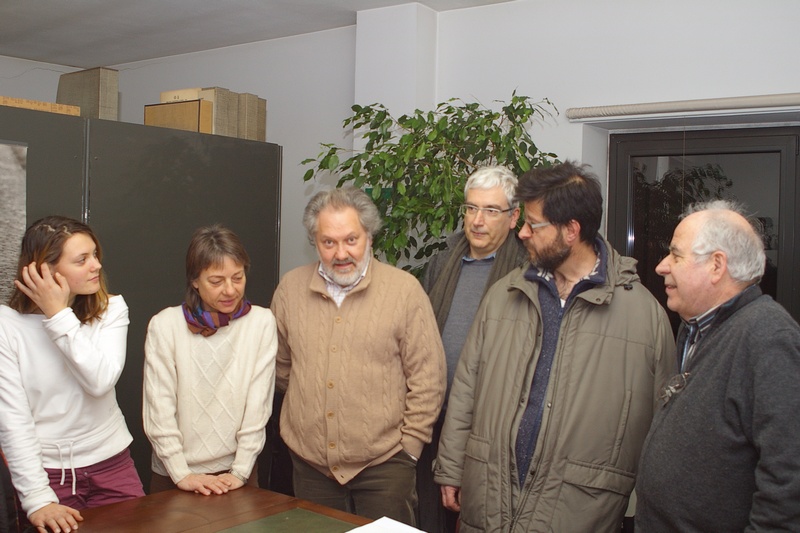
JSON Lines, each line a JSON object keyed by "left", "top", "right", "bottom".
{"left": 608, "top": 127, "right": 799, "bottom": 331}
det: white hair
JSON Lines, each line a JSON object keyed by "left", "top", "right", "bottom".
{"left": 684, "top": 199, "right": 766, "bottom": 283}
{"left": 464, "top": 166, "right": 518, "bottom": 208}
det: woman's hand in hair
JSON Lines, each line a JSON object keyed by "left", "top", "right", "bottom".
{"left": 15, "top": 262, "right": 70, "bottom": 318}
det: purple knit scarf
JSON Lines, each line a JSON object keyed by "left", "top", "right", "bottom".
{"left": 181, "top": 299, "right": 252, "bottom": 337}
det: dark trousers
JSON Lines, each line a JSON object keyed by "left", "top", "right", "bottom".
{"left": 258, "top": 392, "right": 294, "bottom": 495}
{"left": 291, "top": 450, "right": 418, "bottom": 527}
{"left": 417, "top": 417, "right": 459, "bottom": 533}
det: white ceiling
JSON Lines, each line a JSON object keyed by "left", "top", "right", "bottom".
{"left": 0, "top": 0, "right": 510, "bottom": 69}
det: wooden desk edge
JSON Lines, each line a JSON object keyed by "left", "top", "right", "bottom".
{"left": 78, "top": 486, "right": 371, "bottom": 532}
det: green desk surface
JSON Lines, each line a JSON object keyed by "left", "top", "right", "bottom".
{"left": 219, "top": 507, "right": 359, "bottom": 532}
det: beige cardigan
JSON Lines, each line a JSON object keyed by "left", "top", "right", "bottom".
{"left": 273, "top": 259, "right": 445, "bottom": 485}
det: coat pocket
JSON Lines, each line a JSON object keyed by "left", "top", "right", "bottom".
{"left": 459, "top": 434, "right": 491, "bottom": 530}
{"left": 549, "top": 460, "right": 636, "bottom": 532}
{"left": 563, "top": 459, "right": 635, "bottom": 495}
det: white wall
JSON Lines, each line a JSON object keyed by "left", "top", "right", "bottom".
{"left": 114, "top": 28, "right": 357, "bottom": 275}
{"left": 0, "top": 56, "right": 74, "bottom": 102}
{"left": 437, "top": 0, "right": 800, "bottom": 168}
{"left": 3, "top": 0, "right": 800, "bottom": 275}
{"left": 355, "top": 4, "right": 438, "bottom": 116}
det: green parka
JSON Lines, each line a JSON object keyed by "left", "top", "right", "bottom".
{"left": 434, "top": 240, "right": 676, "bottom": 532}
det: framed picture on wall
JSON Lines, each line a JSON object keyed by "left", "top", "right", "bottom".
{"left": 0, "top": 141, "right": 27, "bottom": 304}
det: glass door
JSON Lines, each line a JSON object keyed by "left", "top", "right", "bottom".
{"left": 608, "top": 128, "right": 799, "bottom": 330}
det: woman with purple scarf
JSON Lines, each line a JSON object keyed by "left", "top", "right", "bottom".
{"left": 143, "top": 225, "right": 277, "bottom": 495}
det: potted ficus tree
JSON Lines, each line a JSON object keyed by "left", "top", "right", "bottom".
{"left": 302, "top": 92, "right": 559, "bottom": 277}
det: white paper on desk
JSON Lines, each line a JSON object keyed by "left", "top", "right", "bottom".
{"left": 348, "top": 516, "right": 424, "bottom": 532}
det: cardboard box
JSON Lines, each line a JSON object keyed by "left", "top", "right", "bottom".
{"left": 0, "top": 95, "right": 80, "bottom": 116}
{"left": 159, "top": 88, "right": 203, "bottom": 103}
{"left": 144, "top": 99, "right": 213, "bottom": 133}
{"left": 201, "top": 87, "right": 238, "bottom": 137}
{"left": 238, "top": 93, "right": 267, "bottom": 141}
{"left": 56, "top": 67, "right": 118, "bottom": 120}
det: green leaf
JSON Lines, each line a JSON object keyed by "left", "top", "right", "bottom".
{"left": 299, "top": 94, "right": 559, "bottom": 277}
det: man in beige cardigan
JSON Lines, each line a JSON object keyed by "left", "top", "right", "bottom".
{"left": 271, "top": 186, "right": 446, "bottom": 527}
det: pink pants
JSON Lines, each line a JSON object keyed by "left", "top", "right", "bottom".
{"left": 45, "top": 447, "right": 144, "bottom": 510}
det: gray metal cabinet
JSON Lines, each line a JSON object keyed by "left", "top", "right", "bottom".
{"left": 0, "top": 106, "right": 281, "bottom": 487}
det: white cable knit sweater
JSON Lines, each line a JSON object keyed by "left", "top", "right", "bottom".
{"left": 143, "top": 304, "right": 277, "bottom": 483}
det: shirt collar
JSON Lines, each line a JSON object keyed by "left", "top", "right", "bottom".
{"left": 317, "top": 257, "right": 371, "bottom": 306}
{"left": 462, "top": 251, "right": 497, "bottom": 263}
{"left": 524, "top": 237, "right": 607, "bottom": 291}
{"left": 684, "top": 284, "right": 756, "bottom": 342}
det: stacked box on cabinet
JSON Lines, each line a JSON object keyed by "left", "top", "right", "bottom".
{"left": 143, "top": 99, "right": 213, "bottom": 133}
{"left": 157, "top": 87, "right": 236, "bottom": 137}
{"left": 0, "top": 96, "right": 80, "bottom": 116}
{"left": 155, "top": 87, "right": 266, "bottom": 140}
{"left": 200, "top": 87, "right": 238, "bottom": 137}
{"left": 56, "top": 67, "right": 119, "bottom": 120}
{"left": 256, "top": 98, "right": 267, "bottom": 142}
{"left": 237, "top": 93, "right": 267, "bottom": 141}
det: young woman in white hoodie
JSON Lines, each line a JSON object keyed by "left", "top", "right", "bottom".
{"left": 0, "top": 216, "right": 143, "bottom": 533}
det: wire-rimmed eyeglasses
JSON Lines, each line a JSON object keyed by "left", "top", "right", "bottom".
{"left": 524, "top": 220, "right": 552, "bottom": 232}
{"left": 659, "top": 372, "right": 691, "bottom": 407}
{"left": 460, "top": 204, "right": 514, "bottom": 220}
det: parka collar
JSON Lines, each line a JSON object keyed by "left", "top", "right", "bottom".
{"left": 508, "top": 237, "right": 640, "bottom": 307}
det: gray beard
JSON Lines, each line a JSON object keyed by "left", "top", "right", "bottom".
{"left": 320, "top": 248, "right": 371, "bottom": 287}
{"left": 326, "top": 264, "right": 361, "bottom": 286}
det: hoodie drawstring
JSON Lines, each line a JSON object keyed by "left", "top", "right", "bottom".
{"left": 55, "top": 441, "right": 77, "bottom": 495}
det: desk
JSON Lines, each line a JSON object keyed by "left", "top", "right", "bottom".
{"left": 77, "top": 486, "right": 372, "bottom": 532}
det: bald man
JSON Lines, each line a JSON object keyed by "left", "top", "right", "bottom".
{"left": 635, "top": 200, "right": 800, "bottom": 531}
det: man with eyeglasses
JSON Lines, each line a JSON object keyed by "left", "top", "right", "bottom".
{"left": 417, "top": 166, "right": 527, "bottom": 533}
{"left": 635, "top": 200, "right": 800, "bottom": 532}
{"left": 434, "top": 160, "right": 675, "bottom": 532}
